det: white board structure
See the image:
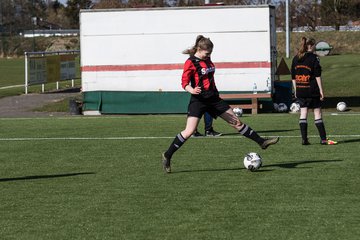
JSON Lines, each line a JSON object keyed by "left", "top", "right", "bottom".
{"left": 80, "top": 5, "right": 277, "bottom": 114}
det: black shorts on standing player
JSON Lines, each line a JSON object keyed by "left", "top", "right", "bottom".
{"left": 296, "top": 97, "right": 322, "bottom": 109}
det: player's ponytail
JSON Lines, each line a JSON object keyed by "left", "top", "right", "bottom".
{"left": 307, "top": 38, "right": 316, "bottom": 50}
{"left": 297, "top": 37, "right": 307, "bottom": 59}
{"left": 183, "top": 35, "right": 214, "bottom": 56}
{"left": 297, "top": 37, "right": 316, "bottom": 59}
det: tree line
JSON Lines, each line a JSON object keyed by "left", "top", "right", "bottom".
{"left": 276, "top": 0, "right": 360, "bottom": 31}
{"left": 0, "top": 0, "right": 359, "bottom": 35}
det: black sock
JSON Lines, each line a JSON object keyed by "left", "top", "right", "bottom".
{"left": 299, "top": 119, "right": 308, "bottom": 141}
{"left": 315, "top": 119, "right": 327, "bottom": 141}
{"left": 165, "top": 133, "right": 187, "bottom": 159}
{"left": 239, "top": 124, "right": 264, "bottom": 145}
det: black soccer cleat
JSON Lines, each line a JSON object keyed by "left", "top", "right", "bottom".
{"left": 205, "top": 129, "right": 222, "bottom": 137}
{"left": 162, "top": 152, "right": 171, "bottom": 173}
{"left": 302, "top": 139, "right": 311, "bottom": 145}
{"left": 192, "top": 130, "right": 204, "bottom": 137}
{"left": 260, "top": 137, "right": 279, "bottom": 149}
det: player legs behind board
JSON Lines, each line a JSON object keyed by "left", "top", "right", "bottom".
{"left": 192, "top": 112, "right": 222, "bottom": 137}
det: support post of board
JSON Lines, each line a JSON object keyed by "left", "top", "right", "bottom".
{"left": 24, "top": 52, "right": 28, "bottom": 94}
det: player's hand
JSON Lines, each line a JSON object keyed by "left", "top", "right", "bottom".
{"left": 320, "top": 92, "right": 324, "bottom": 101}
{"left": 192, "top": 86, "right": 202, "bottom": 95}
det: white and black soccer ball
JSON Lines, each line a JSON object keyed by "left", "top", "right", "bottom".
{"left": 273, "top": 103, "right": 279, "bottom": 112}
{"left": 290, "top": 102, "right": 300, "bottom": 113}
{"left": 243, "top": 152, "right": 262, "bottom": 172}
{"left": 278, "top": 103, "right": 288, "bottom": 113}
{"left": 233, "top": 107, "right": 243, "bottom": 117}
{"left": 336, "top": 102, "right": 347, "bottom": 112}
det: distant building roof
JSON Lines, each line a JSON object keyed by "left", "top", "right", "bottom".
{"left": 21, "top": 29, "right": 79, "bottom": 38}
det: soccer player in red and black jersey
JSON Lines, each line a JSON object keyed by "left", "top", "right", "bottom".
{"left": 161, "top": 35, "right": 279, "bottom": 173}
{"left": 291, "top": 37, "right": 337, "bottom": 146}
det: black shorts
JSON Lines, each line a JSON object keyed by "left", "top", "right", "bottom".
{"left": 187, "top": 95, "right": 230, "bottom": 119}
{"left": 297, "top": 97, "right": 322, "bottom": 109}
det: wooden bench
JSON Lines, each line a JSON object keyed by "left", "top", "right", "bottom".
{"left": 219, "top": 93, "right": 272, "bottom": 114}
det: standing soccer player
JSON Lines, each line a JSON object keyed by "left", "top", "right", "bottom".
{"left": 161, "top": 35, "right": 279, "bottom": 173}
{"left": 291, "top": 37, "right": 337, "bottom": 146}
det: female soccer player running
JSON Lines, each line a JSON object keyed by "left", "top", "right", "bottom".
{"left": 291, "top": 37, "right": 337, "bottom": 146}
{"left": 162, "top": 35, "right": 279, "bottom": 173}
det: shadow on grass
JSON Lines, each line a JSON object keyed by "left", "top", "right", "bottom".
{"left": 172, "top": 159, "right": 342, "bottom": 174}
{"left": 263, "top": 159, "right": 342, "bottom": 169}
{"left": 338, "top": 138, "right": 360, "bottom": 144}
{"left": 172, "top": 167, "right": 273, "bottom": 174}
{"left": 172, "top": 167, "right": 243, "bottom": 174}
{"left": 0, "top": 172, "right": 95, "bottom": 182}
{"left": 258, "top": 129, "right": 298, "bottom": 134}
{"left": 221, "top": 128, "right": 298, "bottom": 136}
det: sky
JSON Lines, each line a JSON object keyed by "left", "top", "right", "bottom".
{"left": 58, "top": 0, "right": 67, "bottom": 5}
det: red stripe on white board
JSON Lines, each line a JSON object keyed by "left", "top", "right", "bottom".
{"left": 81, "top": 61, "right": 271, "bottom": 72}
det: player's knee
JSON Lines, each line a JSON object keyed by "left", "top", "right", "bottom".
{"left": 181, "top": 129, "right": 194, "bottom": 139}
{"left": 230, "top": 118, "right": 242, "bottom": 129}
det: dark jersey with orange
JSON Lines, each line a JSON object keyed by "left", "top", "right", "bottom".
{"left": 181, "top": 56, "right": 216, "bottom": 91}
{"left": 291, "top": 52, "right": 322, "bottom": 98}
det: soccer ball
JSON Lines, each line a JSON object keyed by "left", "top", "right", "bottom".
{"left": 336, "top": 102, "right": 347, "bottom": 112}
{"left": 273, "top": 103, "right": 279, "bottom": 112}
{"left": 233, "top": 107, "right": 243, "bottom": 117}
{"left": 290, "top": 102, "right": 300, "bottom": 113}
{"left": 278, "top": 103, "right": 288, "bottom": 112}
{"left": 243, "top": 152, "right": 262, "bottom": 171}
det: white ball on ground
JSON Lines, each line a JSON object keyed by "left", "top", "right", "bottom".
{"left": 273, "top": 103, "right": 279, "bottom": 112}
{"left": 278, "top": 103, "right": 288, "bottom": 112}
{"left": 336, "top": 102, "right": 347, "bottom": 112}
{"left": 243, "top": 152, "right": 262, "bottom": 171}
{"left": 290, "top": 102, "right": 300, "bottom": 113}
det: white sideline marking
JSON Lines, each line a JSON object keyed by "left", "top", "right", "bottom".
{"left": 0, "top": 84, "right": 23, "bottom": 90}
{"left": 0, "top": 135, "right": 359, "bottom": 141}
{"left": 331, "top": 113, "right": 360, "bottom": 116}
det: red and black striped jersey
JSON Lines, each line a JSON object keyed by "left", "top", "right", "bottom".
{"left": 291, "top": 52, "right": 322, "bottom": 98}
{"left": 181, "top": 56, "right": 216, "bottom": 91}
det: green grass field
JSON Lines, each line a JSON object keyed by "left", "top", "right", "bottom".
{"left": 0, "top": 58, "right": 24, "bottom": 87}
{"left": 0, "top": 113, "right": 359, "bottom": 239}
